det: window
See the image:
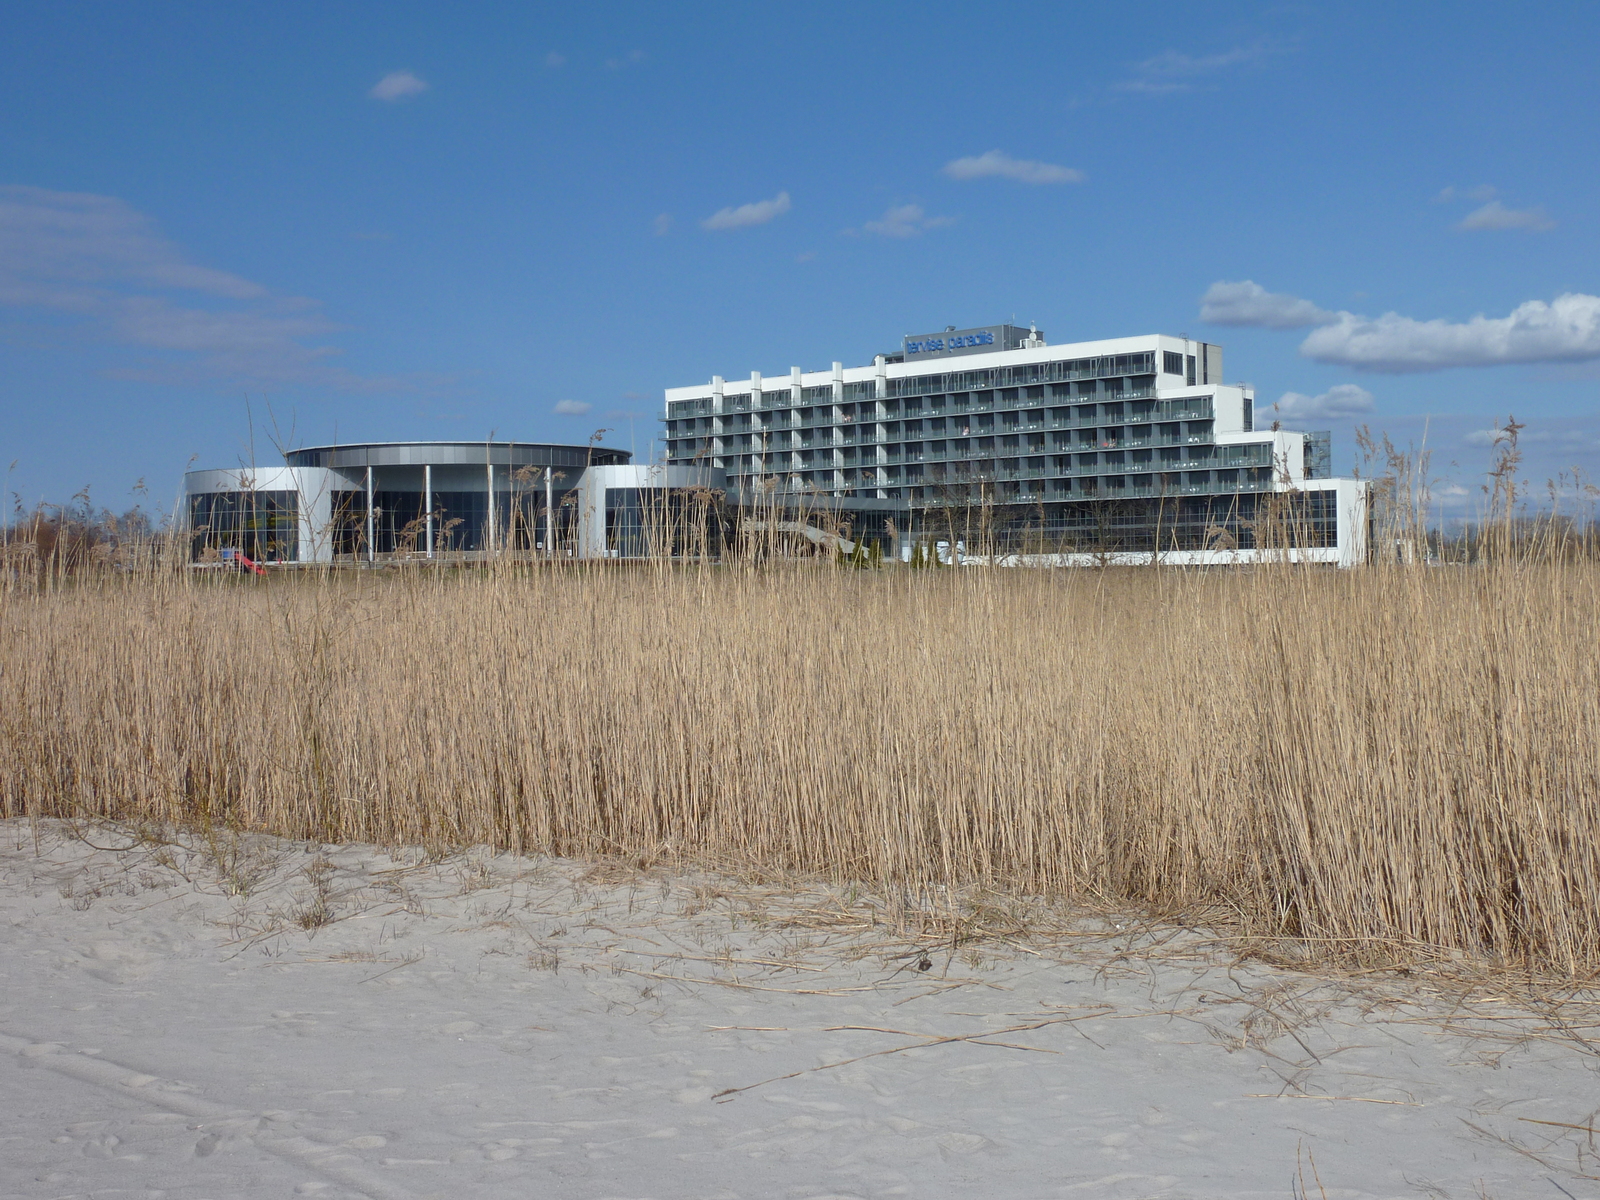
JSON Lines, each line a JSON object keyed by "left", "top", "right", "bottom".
{"left": 190, "top": 490, "right": 299, "bottom": 561}
{"left": 1163, "top": 351, "right": 1185, "bottom": 376}
{"left": 1242, "top": 397, "right": 1254, "bottom": 432}
{"left": 1186, "top": 355, "right": 1197, "bottom": 386}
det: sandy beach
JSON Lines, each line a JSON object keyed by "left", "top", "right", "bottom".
{"left": 3, "top": 818, "right": 1597, "bottom": 1200}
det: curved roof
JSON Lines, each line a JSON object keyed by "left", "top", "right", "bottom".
{"left": 282, "top": 441, "right": 631, "bottom": 470}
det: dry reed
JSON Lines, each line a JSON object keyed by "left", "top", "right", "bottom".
{"left": 2, "top": 554, "right": 1598, "bottom": 976}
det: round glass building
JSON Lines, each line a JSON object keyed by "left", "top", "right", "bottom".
{"left": 184, "top": 440, "right": 631, "bottom": 564}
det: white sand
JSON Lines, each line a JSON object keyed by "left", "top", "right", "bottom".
{"left": 2, "top": 819, "right": 1597, "bottom": 1200}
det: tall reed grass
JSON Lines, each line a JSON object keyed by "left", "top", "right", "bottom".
{"left": 2, "top": 546, "right": 1598, "bottom": 976}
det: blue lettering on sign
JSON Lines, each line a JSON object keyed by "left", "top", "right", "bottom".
{"left": 907, "top": 330, "right": 996, "bottom": 354}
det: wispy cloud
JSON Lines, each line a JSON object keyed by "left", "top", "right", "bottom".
{"left": 1272, "top": 384, "right": 1375, "bottom": 420}
{"left": 1118, "top": 38, "right": 1286, "bottom": 93}
{"left": 701, "top": 192, "right": 791, "bottom": 231}
{"left": 1200, "top": 277, "right": 1600, "bottom": 373}
{"left": 652, "top": 213, "right": 673, "bottom": 236}
{"left": 942, "top": 150, "right": 1083, "bottom": 185}
{"left": 1199, "top": 280, "right": 1335, "bottom": 329}
{"left": 858, "top": 204, "right": 955, "bottom": 238}
{"left": 605, "top": 49, "right": 645, "bottom": 70}
{"left": 544, "top": 51, "right": 565, "bottom": 68}
{"left": 553, "top": 399, "right": 590, "bottom": 415}
{"left": 0, "top": 185, "right": 421, "bottom": 391}
{"left": 1464, "top": 425, "right": 1600, "bottom": 451}
{"left": 1434, "top": 184, "right": 1496, "bottom": 204}
{"left": 369, "top": 70, "right": 429, "bottom": 101}
{"left": 1457, "top": 200, "right": 1556, "bottom": 232}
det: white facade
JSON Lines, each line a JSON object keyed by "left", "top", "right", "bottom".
{"left": 574, "top": 463, "right": 727, "bottom": 559}
{"left": 662, "top": 326, "right": 1370, "bottom": 565}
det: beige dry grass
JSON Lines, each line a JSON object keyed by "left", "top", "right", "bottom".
{"left": 2, "top": 554, "right": 1597, "bottom": 976}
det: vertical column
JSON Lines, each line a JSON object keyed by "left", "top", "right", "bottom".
{"left": 545, "top": 466, "right": 555, "bottom": 558}
{"left": 710, "top": 376, "right": 725, "bottom": 471}
{"left": 364, "top": 464, "right": 374, "bottom": 563}
{"left": 789, "top": 366, "right": 803, "bottom": 483}
{"left": 748, "top": 372, "right": 761, "bottom": 489}
{"left": 424, "top": 464, "right": 433, "bottom": 558}
{"left": 485, "top": 459, "right": 495, "bottom": 555}
{"left": 831, "top": 362, "right": 845, "bottom": 493}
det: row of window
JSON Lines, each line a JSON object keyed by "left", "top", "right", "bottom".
{"left": 897, "top": 491, "right": 1338, "bottom": 552}
{"left": 717, "top": 469, "right": 1283, "bottom": 504}
{"left": 884, "top": 352, "right": 1158, "bottom": 397}
{"left": 666, "top": 394, "right": 1214, "bottom": 435}
{"left": 672, "top": 419, "right": 1209, "bottom": 448}
{"left": 666, "top": 357, "right": 1169, "bottom": 417}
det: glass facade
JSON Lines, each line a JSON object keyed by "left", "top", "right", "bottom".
{"left": 911, "top": 491, "right": 1339, "bottom": 556}
{"left": 331, "top": 490, "right": 564, "bottom": 556}
{"left": 188, "top": 490, "right": 299, "bottom": 562}
{"left": 604, "top": 488, "right": 724, "bottom": 558}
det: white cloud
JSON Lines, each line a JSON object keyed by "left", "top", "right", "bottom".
{"left": 1272, "top": 384, "right": 1375, "bottom": 420}
{"left": 0, "top": 185, "right": 263, "bottom": 300}
{"left": 1199, "top": 280, "right": 1336, "bottom": 329}
{"left": 545, "top": 52, "right": 565, "bottom": 68}
{"left": 1457, "top": 200, "right": 1555, "bottom": 231}
{"left": 941, "top": 150, "right": 1083, "bottom": 185}
{"left": 553, "top": 399, "right": 590, "bottom": 415}
{"left": 1465, "top": 426, "right": 1599, "bottom": 450}
{"left": 1435, "top": 184, "right": 1496, "bottom": 204}
{"left": 860, "top": 204, "right": 954, "bottom": 238}
{"left": 652, "top": 213, "right": 672, "bottom": 236}
{"left": 0, "top": 185, "right": 423, "bottom": 390}
{"left": 1301, "top": 294, "right": 1600, "bottom": 372}
{"left": 701, "top": 191, "right": 791, "bottom": 231}
{"left": 1201, "top": 278, "right": 1600, "bottom": 373}
{"left": 369, "top": 70, "right": 429, "bottom": 101}
{"left": 1117, "top": 39, "right": 1286, "bottom": 93}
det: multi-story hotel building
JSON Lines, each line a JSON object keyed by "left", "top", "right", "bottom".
{"left": 662, "top": 325, "right": 1368, "bottom": 565}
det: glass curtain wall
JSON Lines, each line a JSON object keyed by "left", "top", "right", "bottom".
{"left": 914, "top": 492, "right": 1338, "bottom": 556}
{"left": 330, "top": 489, "right": 565, "bottom": 557}
{"left": 188, "top": 491, "right": 299, "bottom": 561}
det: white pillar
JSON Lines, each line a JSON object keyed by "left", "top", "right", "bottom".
{"left": 364, "top": 465, "right": 374, "bottom": 563}
{"left": 424, "top": 464, "right": 433, "bottom": 558}
{"left": 544, "top": 466, "right": 554, "bottom": 557}
{"left": 485, "top": 458, "right": 494, "bottom": 555}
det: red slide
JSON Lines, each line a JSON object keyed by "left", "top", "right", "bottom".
{"left": 235, "top": 553, "right": 267, "bottom": 577}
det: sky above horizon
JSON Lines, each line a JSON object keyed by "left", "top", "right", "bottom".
{"left": 3, "top": 2, "right": 1597, "bottom": 521}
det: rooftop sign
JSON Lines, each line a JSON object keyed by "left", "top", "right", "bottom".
{"left": 902, "top": 324, "right": 1036, "bottom": 362}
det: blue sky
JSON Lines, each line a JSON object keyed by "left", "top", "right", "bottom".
{"left": 3, "top": 2, "right": 1597, "bottom": 520}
